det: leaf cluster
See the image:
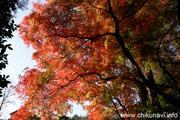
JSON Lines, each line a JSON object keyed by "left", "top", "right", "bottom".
{"left": 15, "top": 0, "right": 180, "bottom": 119}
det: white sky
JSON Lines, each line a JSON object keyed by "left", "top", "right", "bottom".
{"left": 1, "top": 0, "right": 87, "bottom": 119}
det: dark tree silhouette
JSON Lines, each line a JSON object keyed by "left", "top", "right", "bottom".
{"left": 0, "top": 0, "right": 28, "bottom": 96}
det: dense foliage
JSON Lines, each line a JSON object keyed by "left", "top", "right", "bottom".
{"left": 15, "top": 0, "right": 180, "bottom": 119}
{"left": 0, "top": 0, "right": 28, "bottom": 96}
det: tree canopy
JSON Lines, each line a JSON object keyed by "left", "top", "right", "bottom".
{"left": 0, "top": 0, "right": 28, "bottom": 96}
{"left": 15, "top": 0, "right": 180, "bottom": 119}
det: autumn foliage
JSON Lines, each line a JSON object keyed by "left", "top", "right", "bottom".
{"left": 14, "top": 0, "right": 180, "bottom": 119}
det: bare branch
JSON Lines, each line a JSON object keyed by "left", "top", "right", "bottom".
{"left": 0, "top": 86, "right": 15, "bottom": 111}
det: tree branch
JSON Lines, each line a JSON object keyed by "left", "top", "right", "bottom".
{"left": 119, "top": 0, "right": 149, "bottom": 23}
{"left": 50, "top": 72, "right": 116, "bottom": 89}
{"left": 156, "top": 27, "right": 171, "bottom": 50}
{"left": 60, "top": 72, "right": 116, "bottom": 88}
{"left": 156, "top": 53, "right": 180, "bottom": 93}
{"left": 46, "top": 32, "right": 114, "bottom": 41}
{"left": 75, "top": 0, "right": 109, "bottom": 13}
{"left": 155, "top": 26, "right": 180, "bottom": 93}
{"left": 115, "top": 97, "right": 129, "bottom": 114}
{"left": 111, "top": 98, "right": 124, "bottom": 120}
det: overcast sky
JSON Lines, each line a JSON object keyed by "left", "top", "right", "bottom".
{"left": 1, "top": 0, "right": 87, "bottom": 119}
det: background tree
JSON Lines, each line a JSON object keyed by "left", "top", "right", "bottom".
{"left": 71, "top": 114, "right": 91, "bottom": 120}
{"left": 0, "top": 0, "right": 28, "bottom": 96}
{"left": 15, "top": 0, "right": 180, "bottom": 119}
{"left": 0, "top": 85, "right": 15, "bottom": 117}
